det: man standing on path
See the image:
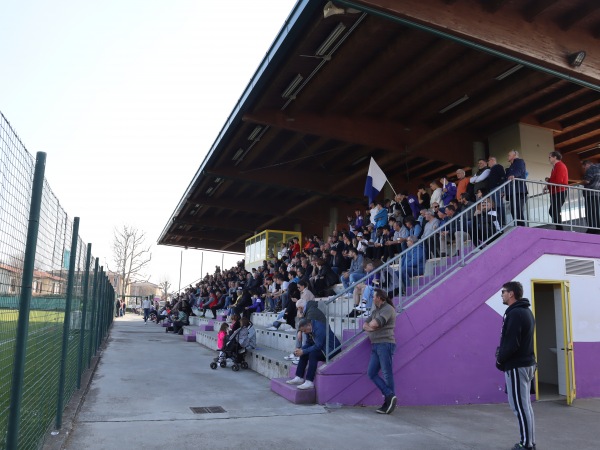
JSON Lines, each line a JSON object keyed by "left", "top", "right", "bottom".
{"left": 142, "top": 296, "right": 152, "bottom": 324}
{"left": 545, "top": 151, "right": 569, "bottom": 230}
{"left": 496, "top": 281, "right": 536, "bottom": 450}
{"left": 363, "top": 288, "right": 397, "bottom": 414}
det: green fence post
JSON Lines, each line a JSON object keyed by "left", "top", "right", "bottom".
{"left": 96, "top": 267, "right": 105, "bottom": 349}
{"left": 87, "top": 258, "right": 99, "bottom": 367}
{"left": 77, "top": 243, "right": 92, "bottom": 389}
{"left": 5, "top": 152, "right": 47, "bottom": 450}
{"left": 55, "top": 217, "right": 80, "bottom": 430}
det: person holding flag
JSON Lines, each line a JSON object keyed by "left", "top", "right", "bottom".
{"left": 364, "top": 158, "right": 395, "bottom": 203}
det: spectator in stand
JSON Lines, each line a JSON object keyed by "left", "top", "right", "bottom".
{"left": 440, "top": 176, "right": 457, "bottom": 206}
{"left": 290, "top": 237, "right": 301, "bottom": 258}
{"left": 455, "top": 169, "right": 470, "bottom": 201}
{"left": 329, "top": 247, "right": 346, "bottom": 275}
{"left": 245, "top": 292, "right": 264, "bottom": 314}
{"left": 233, "top": 288, "right": 253, "bottom": 317}
{"left": 422, "top": 208, "right": 440, "bottom": 259}
{"left": 473, "top": 198, "right": 501, "bottom": 244}
{"left": 487, "top": 156, "right": 507, "bottom": 226}
{"left": 286, "top": 318, "right": 341, "bottom": 390}
{"left": 417, "top": 184, "right": 430, "bottom": 210}
{"left": 429, "top": 181, "right": 443, "bottom": 208}
{"left": 171, "top": 307, "right": 189, "bottom": 335}
{"left": 373, "top": 202, "right": 389, "bottom": 230}
{"left": 505, "top": 150, "right": 528, "bottom": 226}
{"left": 476, "top": 188, "right": 488, "bottom": 200}
{"left": 392, "top": 192, "right": 411, "bottom": 221}
{"left": 383, "top": 220, "right": 406, "bottom": 261}
{"left": 546, "top": 151, "right": 569, "bottom": 231}
{"left": 406, "top": 191, "right": 421, "bottom": 218}
{"left": 340, "top": 247, "right": 365, "bottom": 294}
{"left": 581, "top": 160, "right": 600, "bottom": 233}
{"left": 310, "top": 258, "right": 338, "bottom": 297}
{"left": 228, "top": 313, "right": 241, "bottom": 337}
{"left": 470, "top": 158, "right": 491, "bottom": 200}
{"left": 352, "top": 262, "right": 381, "bottom": 316}
{"left": 400, "top": 235, "right": 425, "bottom": 294}
{"left": 356, "top": 232, "right": 370, "bottom": 254}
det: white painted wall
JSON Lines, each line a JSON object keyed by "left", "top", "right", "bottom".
{"left": 485, "top": 254, "right": 600, "bottom": 343}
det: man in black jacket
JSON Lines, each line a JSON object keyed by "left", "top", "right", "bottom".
{"left": 496, "top": 281, "right": 536, "bottom": 450}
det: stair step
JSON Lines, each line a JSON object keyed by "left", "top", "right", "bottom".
{"left": 270, "top": 378, "right": 316, "bottom": 404}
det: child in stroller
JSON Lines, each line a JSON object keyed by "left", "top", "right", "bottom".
{"left": 210, "top": 317, "right": 255, "bottom": 371}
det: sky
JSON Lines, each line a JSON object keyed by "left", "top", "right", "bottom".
{"left": 0, "top": 0, "right": 298, "bottom": 291}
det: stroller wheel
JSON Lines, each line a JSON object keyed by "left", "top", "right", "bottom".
{"left": 210, "top": 362, "right": 217, "bottom": 370}
{"left": 232, "top": 364, "right": 240, "bottom": 372}
{"left": 241, "top": 361, "right": 248, "bottom": 369}
{"left": 219, "top": 361, "right": 227, "bottom": 368}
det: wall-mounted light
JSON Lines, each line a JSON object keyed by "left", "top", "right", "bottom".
{"left": 323, "top": 1, "right": 345, "bottom": 18}
{"left": 568, "top": 51, "right": 586, "bottom": 67}
{"left": 232, "top": 148, "right": 244, "bottom": 161}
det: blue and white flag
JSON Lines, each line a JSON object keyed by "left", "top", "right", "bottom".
{"left": 364, "top": 157, "right": 387, "bottom": 204}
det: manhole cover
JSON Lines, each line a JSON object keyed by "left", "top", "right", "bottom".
{"left": 190, "top": 406, "right": 226, "bottom": 414}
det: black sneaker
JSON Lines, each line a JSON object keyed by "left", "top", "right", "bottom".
{"left": 385, "top": 395, "right": 397, "bottom": 414}
{"left": 375, "top": 399, "right": 389, "bottom": 414}
{"left": 511, "top": 443, "right": 534, "bottom": 450}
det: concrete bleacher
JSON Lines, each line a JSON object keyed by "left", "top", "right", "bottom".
{"left": 181, "top": 294, "right": 369, "bottom": 403}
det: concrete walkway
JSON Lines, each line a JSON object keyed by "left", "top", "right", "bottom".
{"left": 46, "top": 314, "right": 600, "bottom": 450}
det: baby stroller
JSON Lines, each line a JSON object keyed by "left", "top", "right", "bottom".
{"left": 210, "top": 327, "right": 249, "bottom": 372}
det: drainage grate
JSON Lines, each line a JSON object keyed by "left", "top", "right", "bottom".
{"left": 190, "top": 406, "right": 226, "bottom": 414}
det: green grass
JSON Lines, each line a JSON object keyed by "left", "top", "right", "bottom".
{"left": 0, "top": 308, "right": 94, "bottom": 450}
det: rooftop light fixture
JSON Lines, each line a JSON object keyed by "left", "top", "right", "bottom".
{"left": 281, "top": 74, "right": 304, "bottom": 99}
{"left": 568, "top": 51, "right": 586, "bottom": 67}
{"left": 247, "top": 126, "right": 263, "bottom": 141}
{"left": 439, "top": 95, "right": 469, "bottom": 114}
{"left": 495, "top": 64, "right": 524, "bottom": 80}
{"left": 232, "top": 148, "right": 244, "bottom": 161}
{"left": 315, "top": 23, "right": 346, "bottom": 56}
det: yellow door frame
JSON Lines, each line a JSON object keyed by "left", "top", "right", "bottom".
{"left": 530, "top": 279, "right": 576, "bottom": 405}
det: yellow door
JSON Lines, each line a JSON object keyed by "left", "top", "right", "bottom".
{"left": 562, "top": 282, "right": 576, "bottom": 405}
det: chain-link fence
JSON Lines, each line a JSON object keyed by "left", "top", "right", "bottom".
{"left": 0, "top": 112, "right": 114, "bottom": 450}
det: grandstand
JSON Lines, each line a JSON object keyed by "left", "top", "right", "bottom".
{"left": 159, "top": 0, "right": 600, "bottom": 407}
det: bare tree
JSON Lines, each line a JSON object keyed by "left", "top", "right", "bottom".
{"left": 158, "top": 275, "right": 171, "bottom": 300}
{"left": 112, "top": 225, "right": 152, "bottom": 301}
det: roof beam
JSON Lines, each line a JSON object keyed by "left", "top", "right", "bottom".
{"left": 556, "top": 135, "right": 600, "bottom": 154}
{"left": 554, "top": 120, "right": 600, "bottom": 146}
{"left": 537, "top": 94, "right": 600, "bottom": 124}
{"left": 522, "top": 0, "right": 560, "bottom": 23}
{"left": 561, "top": 104, "right": 600, "bottom": 129}
{"left": 243, "top": 110, "right": 410, "bottom": 152}
{"left": 483, "top": 0, "right": 507, "bottom": 14}
{"left": 559, "top": 4, "right": 600, "bottom": 31}
{"left": 409, "top": 72, "right": 556, "bottom": 152}
{"left": 345, "top": 0, "right": 600, "bottom": 86}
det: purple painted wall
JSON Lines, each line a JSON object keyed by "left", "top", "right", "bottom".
{"left": 316, "top": 228, "right": 600, "bottom": 406}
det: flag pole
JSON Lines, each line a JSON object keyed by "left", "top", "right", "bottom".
{"left": 387, "top": 180, "right": 398, "bottom": 197}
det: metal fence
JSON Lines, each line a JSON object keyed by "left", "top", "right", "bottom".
{"left": 325, "top": 177, "right": 600, "bottom": 360}
{"left": 0, "top": 112, "right": 114, "bottom": 450}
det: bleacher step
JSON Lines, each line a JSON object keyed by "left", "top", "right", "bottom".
{"left": 270, "top": 378, "right": 316, "bottom": 404}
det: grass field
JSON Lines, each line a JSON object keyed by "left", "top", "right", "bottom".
{"left": 0, "top": 307, "right": 95, "bottom": 450}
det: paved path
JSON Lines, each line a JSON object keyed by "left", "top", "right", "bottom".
{"left": 49, "top": 314, "right": 600, "bottom": 450}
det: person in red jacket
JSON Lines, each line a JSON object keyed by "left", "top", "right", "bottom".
{"left": 545, "top": 151, "right": 569, "bottom": 231}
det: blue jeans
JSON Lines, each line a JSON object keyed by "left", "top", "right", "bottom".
{"left": 143, "top": 308, "right": 150, "bottom": 322}
{"left": 363, "top": 286, "right": 375, "bottom": 309}
{"left": 341, "top": 272, "right": 365, "bottom": 293}
{"left": 367, "top": 342, "right": 396, "bottom": 397}
{"left": 295, "top": 349, "right": 326, "bottom": 382}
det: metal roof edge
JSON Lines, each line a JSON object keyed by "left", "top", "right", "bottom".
{"left": 158, "top": 0, "right": 319, "bottom": 245}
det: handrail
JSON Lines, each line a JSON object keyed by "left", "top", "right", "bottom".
{"left": 324, "top": 178, "right": 600, "bottom": 361}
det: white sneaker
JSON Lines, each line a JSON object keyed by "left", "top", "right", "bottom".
{"left": 286, "top": 376, "right": 304, "bottom": 385}
{"left": 297, "top": 380, "right": 314, "bottom": 390}
{"left": 354, "top": 303, "right": 367, "bottom": 311}
{"left": 284, "top": 353, "right": 296, "bottom": 360}
{"left": 277, "top": 317, "right": 287, "bottom": 323}
{"left": 359, "top": 310, "right": 371, "bottom": 318}
{"left": 266, "top": 326, "right": 278, "bottom": 331}
{"left": 292, "top": 358, "right": 299, "bottom": 365}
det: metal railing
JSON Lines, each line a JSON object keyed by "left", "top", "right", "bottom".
{"left": 0, "top": 112, "right": 113, "bottom": 450}
{"left": 324, "top": 177, "right": 600, "bottom": 361}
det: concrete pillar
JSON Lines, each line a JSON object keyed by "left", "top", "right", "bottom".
{"left": 329, "top": 207, "right": 338, "bottom": 234}
{"left": 472, "top": 141, "right": 486, "bottom": 173}
{"left": 488, "top": 123, "right": 555, "bottom": 182}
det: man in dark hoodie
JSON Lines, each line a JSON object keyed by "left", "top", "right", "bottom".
{"left": 496, "top": 281, "right": 536, "bottom": 450}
